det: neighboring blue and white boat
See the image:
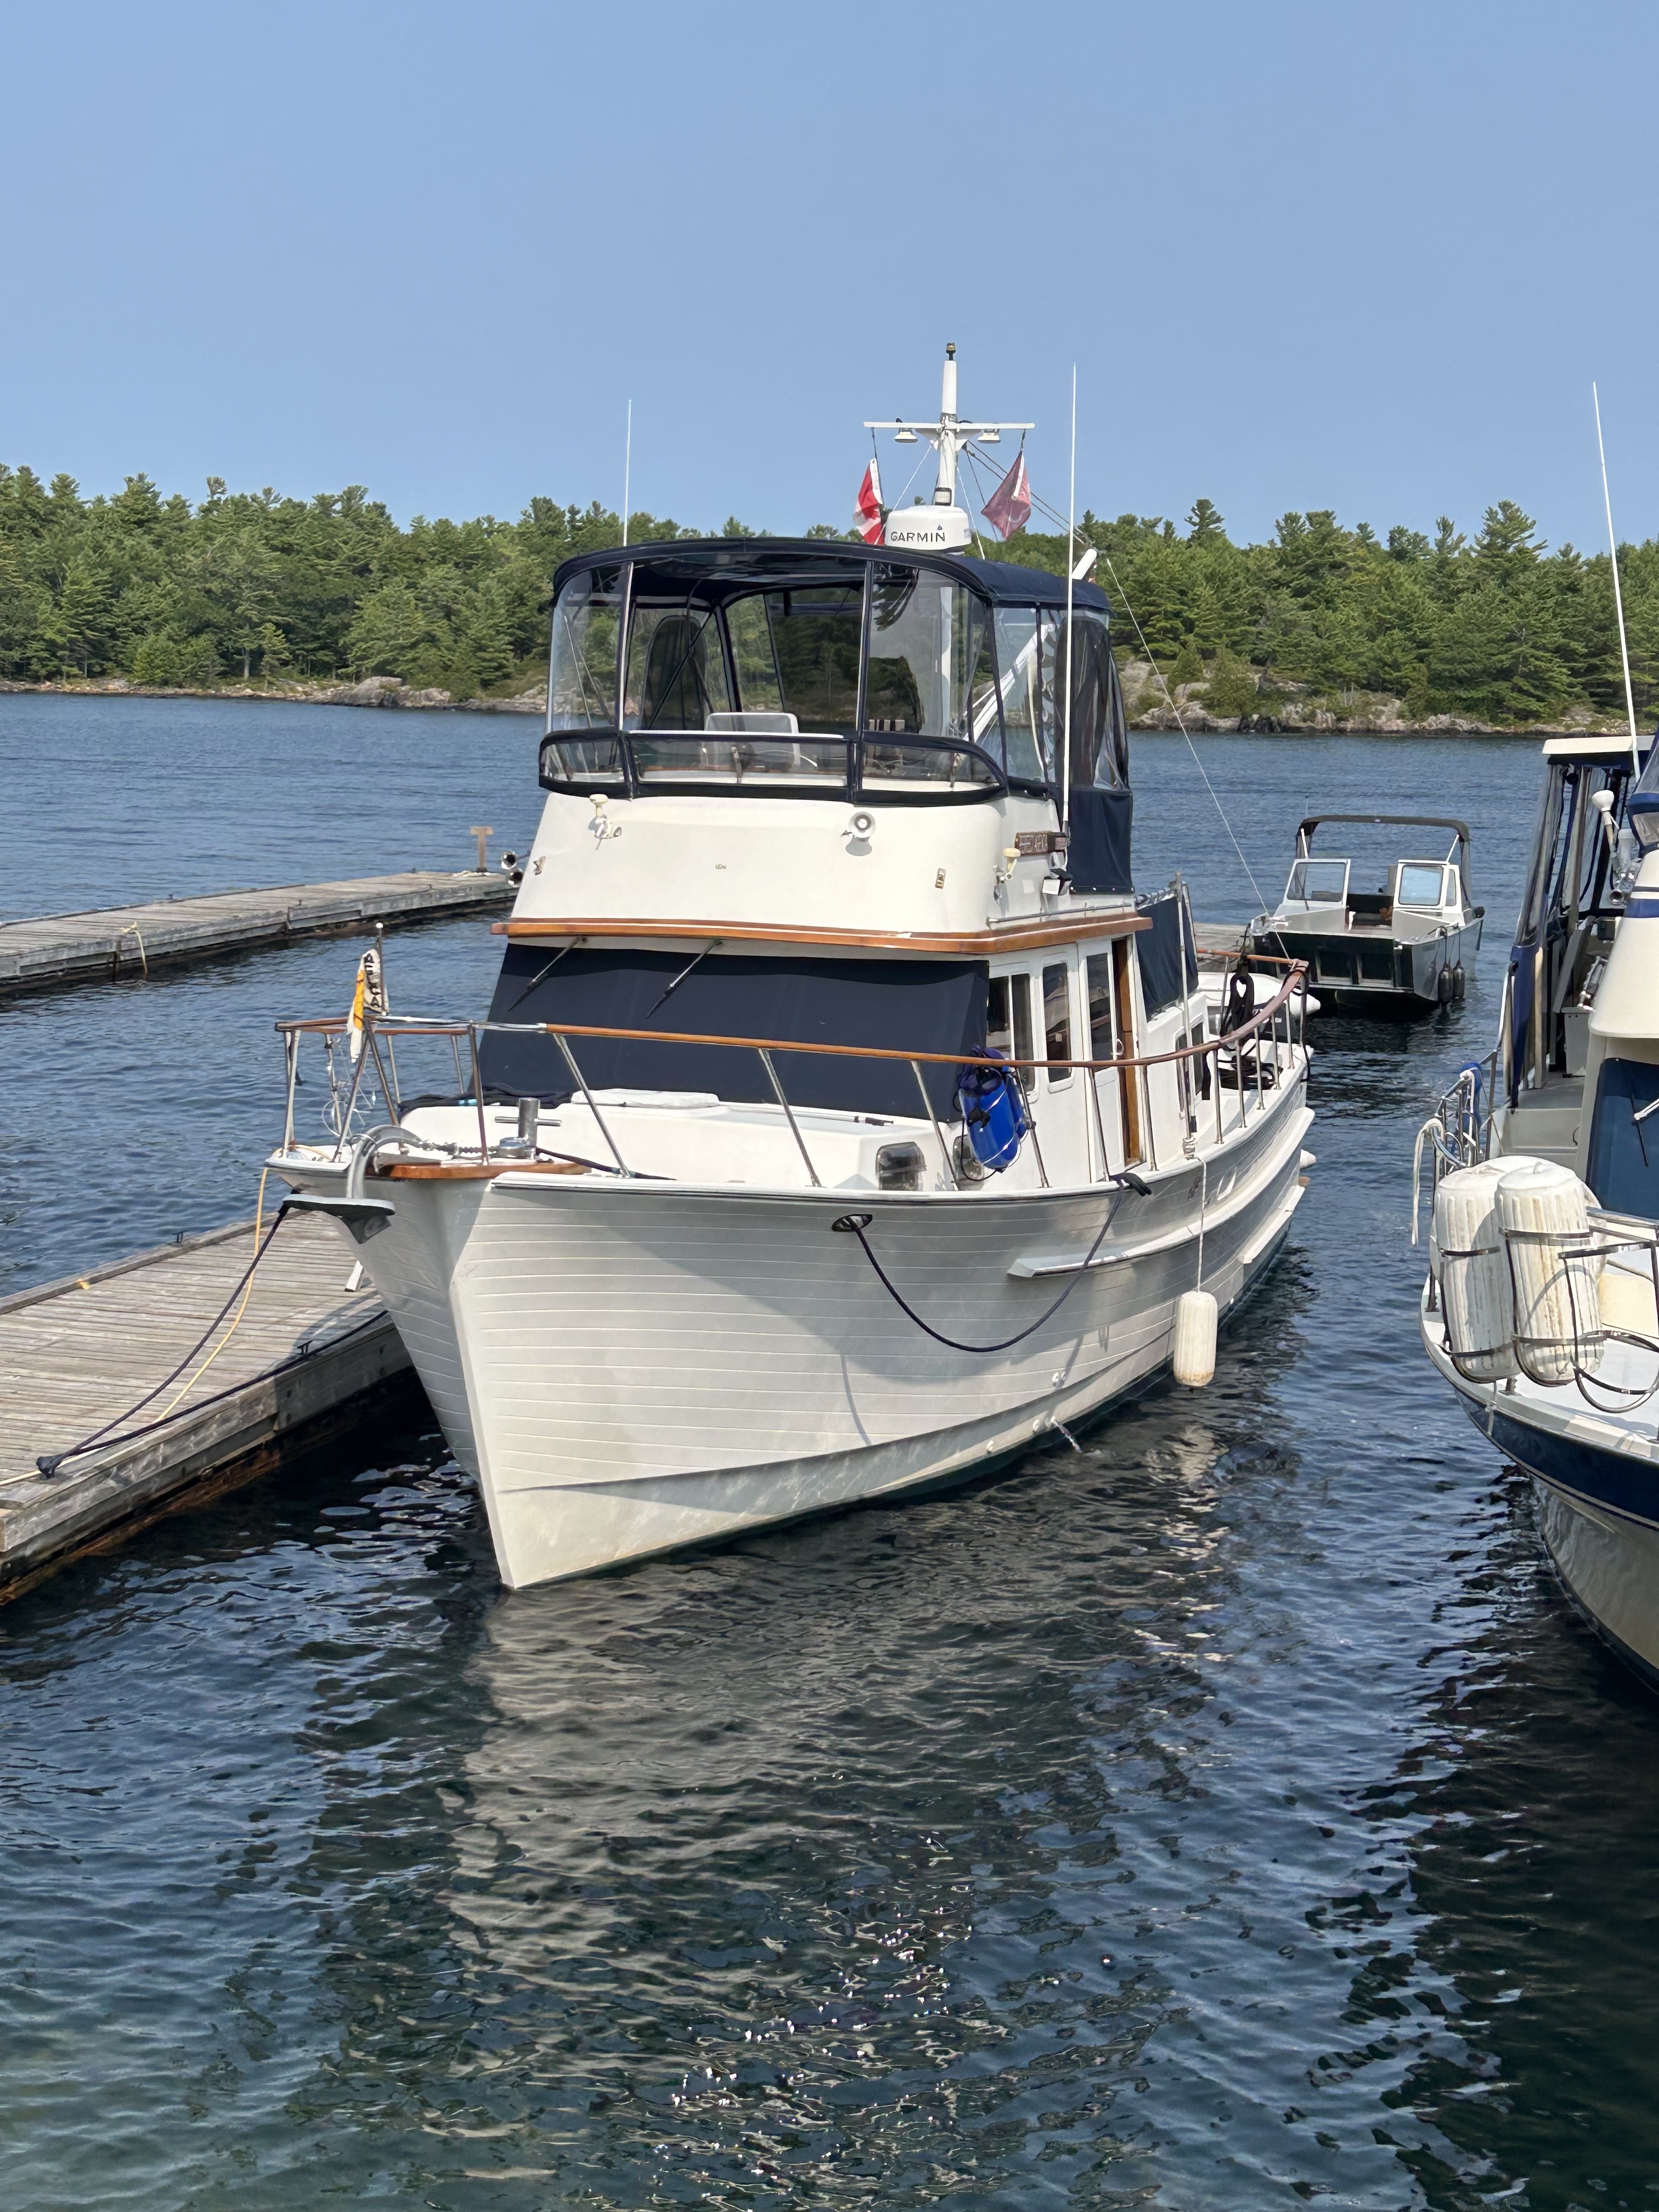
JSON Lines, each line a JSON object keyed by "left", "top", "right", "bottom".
{"left": 1417, "top": 732, "right": 1659, "bottom": 1681}
{"left": 268, "top": 352, "right": 1314, "bottom": 1592}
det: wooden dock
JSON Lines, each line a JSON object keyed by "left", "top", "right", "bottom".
{"left": 0, "top": 1214, "right": 418, "bottom": 1599}
{"left": 0, "top": 869, "right": 515, "bottom": 996}
{"left": 1194, "top": 920, "right": 1247, "bottom": 955}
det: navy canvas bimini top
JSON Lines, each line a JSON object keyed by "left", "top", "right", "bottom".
{"left": 552, "top": 537, "right": 1110, "bottom": 615}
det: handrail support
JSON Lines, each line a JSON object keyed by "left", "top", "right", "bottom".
{"left": 758, "top": 1049, "right": 822, "bottom": 1187}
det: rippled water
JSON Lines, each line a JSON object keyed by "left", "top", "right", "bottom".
{"left": 3, "top": 701, "right": 1656, "bottom": 2210}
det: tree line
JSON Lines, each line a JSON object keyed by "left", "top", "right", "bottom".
{"left": 0, "top": 461, "right": 1653, "bottom": 726}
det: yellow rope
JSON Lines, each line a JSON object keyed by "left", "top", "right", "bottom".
{"left": 153, "top": 1167, "right": 270, "bottom": 1420}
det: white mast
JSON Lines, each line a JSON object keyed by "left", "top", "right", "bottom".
{"left": 1062, "top": 364, "right": 1076, "bottom": 833}
{"left": 622, "top": 398, "right": 633, "bottom": 550}
{"left": 1593, "top": 382, "right": 1641, "bottom": 774}
{"left": 866, "top": 343, "right": 1032, "bottom": 550}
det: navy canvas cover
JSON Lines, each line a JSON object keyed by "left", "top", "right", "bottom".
{"left": 1136, "top": 889, "right": 1198, "bottom": 1015}
{"left": 1586, "top": 1056, "right": 1659, "bottom": 1218}
{"left": 1066, "top": 786, "right": 1133, "bottom": 894}
{"left": 552, "top": 539, "right": 1110, "bottom": 615}
{"left": 478, "top": 948, "right": 988, "bottom": 1119}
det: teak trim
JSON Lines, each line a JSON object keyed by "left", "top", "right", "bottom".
{"left": 381, "top": 1160, "right": 587, "bottom": 1181}
{"left": 489, "top": 913, "right": 1149, "bottom": 954}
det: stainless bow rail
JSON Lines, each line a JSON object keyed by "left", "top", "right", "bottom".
{"left": 275, "top": 961, "right": 1311, "bottom": 1188}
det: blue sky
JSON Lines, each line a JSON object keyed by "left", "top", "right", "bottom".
{"left": 4, "top": 0, "right": 1656, "bottom": 550}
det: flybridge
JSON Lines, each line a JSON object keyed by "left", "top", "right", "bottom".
{"left": 865, "top": 342, "right": 1034, "bottom": 552}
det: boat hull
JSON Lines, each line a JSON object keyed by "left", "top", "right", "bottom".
{"left": 1424, "top": 1297, "right": 1659, "bottom": 1683}
{"left": 1250, "top": 916, "right": 1482, "bottom": 1017}
{"left": 319, "top": 1092, "right": 1311, "bottom": 1588}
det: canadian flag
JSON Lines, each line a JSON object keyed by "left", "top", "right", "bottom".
{"left": 981, "top": 449, "right": 1032, "bottom": 540}
{"left": 854, "top": 458, "right": 884, "bottom": 543}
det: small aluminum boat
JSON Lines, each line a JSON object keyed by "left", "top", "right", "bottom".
{"left": 1246, "top": 812, "right": 1483, "bottom": 1015}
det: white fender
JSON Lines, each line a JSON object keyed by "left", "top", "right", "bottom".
{"left": 1496, "top": 1158, "right": 1604, "bottom": 1384}
{"left": 1431, "top": 1160, "right": 1528, "bottom": 1382}
{"left": 1173, "top": 1289, "right": 1217, "bottom": 1386}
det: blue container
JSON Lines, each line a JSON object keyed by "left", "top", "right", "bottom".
{"left": 957, "top": 1054, "right": 1029, "bottom": 1172}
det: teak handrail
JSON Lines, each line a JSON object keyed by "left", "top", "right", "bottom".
{"left": 489, "top": 913, "right": 1149, "bottom": 954}
{"left": 277, "top": 963, "right": 1309, "bottom": 1077}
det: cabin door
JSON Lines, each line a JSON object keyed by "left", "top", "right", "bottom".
{"left": 1030, "top": 953, "right": 1091, "bottom": 1187}
{"left": 1086, "top": 943, "right": 1143, "bottom": 1174}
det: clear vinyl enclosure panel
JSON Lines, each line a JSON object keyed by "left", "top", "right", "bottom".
{"left": 540, "top": 553, "right": 1124, "bottom": 802}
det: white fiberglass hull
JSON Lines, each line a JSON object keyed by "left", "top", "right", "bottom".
{"left": 1423, "top": 1292, "right": 1659, "bottom": 1682}
{"left": 307, "top": 1088, "right": 1311, "bottom": 1589}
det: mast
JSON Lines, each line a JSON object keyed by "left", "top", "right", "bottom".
{"left": 1062, "top": 364, "right": 1076, "bottom": 833}
{"left": 866, "top": 345, "right": 1032, "bottom": 550}
{"left": 1593, "top": 382, "right": 1641, "bottom": 774}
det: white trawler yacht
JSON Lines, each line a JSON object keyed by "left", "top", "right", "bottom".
{"left": 271, "top": 354, "right": 1315, "bottom": 1591}
{"left": 1418, "top": 732, "right": 1659, "bottom": 1680}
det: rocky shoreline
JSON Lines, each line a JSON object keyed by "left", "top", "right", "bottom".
{"left": 0, "top": 674, "right": 546, "bottom": 714}
{"left": 0, "top": 665, "right": 1634, "bottom": 740}
{"left": 1115, "top": 661, "right": 1625, "bottom": 738}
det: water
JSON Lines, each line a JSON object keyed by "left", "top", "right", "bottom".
{"left": 0, "top": 692, "right": 540, "bottom": 922}
{"left": 2, "top": 699, "right": 1655, "bottom": 2210}
{"left": 0, "top": 696, "right": 537, "bottom": 1291}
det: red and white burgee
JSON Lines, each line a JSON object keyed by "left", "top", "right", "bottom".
{"left": 980, "top": 449, "right": 1032, "bottom": 540}
{"left": 854, "top": 459, "right": 884, "bottom": 544}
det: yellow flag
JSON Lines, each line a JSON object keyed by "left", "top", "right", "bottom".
{"left": 347, "top": 956, "right": 368, "bottom": 1063}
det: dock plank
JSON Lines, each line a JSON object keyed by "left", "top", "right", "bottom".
{"left": 0, "top": 870, "right": 514, "bottom": 996}
{"left": 0, "top": 1213, "right": 418, "bottom": 1595}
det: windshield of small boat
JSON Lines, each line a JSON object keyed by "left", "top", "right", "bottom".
{"left": 1282, "top": 857, "right": 1348, "bottom": 909}
{"left": 1395, "top": 862, "right": 1451, "bottom": 910}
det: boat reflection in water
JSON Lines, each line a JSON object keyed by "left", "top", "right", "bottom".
{"left": 271, "top": 351, "right": 1314, "bottom": 1592}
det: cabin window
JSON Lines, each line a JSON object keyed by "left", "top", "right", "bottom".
{"left": 862, "top": 569, "right": 1000, "bottom": 789}
{"left": 988, "top": 972, "right": 1035, "bottom": 1066}
{"left": 764, "top": 585, "right": 862, "bottom": 729}
{"left": 1056, "top": 611, "right": 1116, "bottom": 789}
{"left": 991, "top": 605, "right": 1114, "bottom": 790}
{"left": 1086, "top": 955, "right": 1116, "bottom": 1059}
{"left": 1395, "top": 862, "right": 1447, "bottom": 909}
{"left": 624, "top": 604, "right": 733, "bottom": 731}
{"left": 548, "top": 565, "right": 622, "bottom": 731}
{"left": 993, "top": 608, "right": 1048, "bottom": 783}
{"left": 1037, "top": 611, "right": 1064, "bottom": 769}
{"left": 1104, "top": 652, "right": 1131, "bottom": 788}
{"left": 865, "top": 568, "right": 995, "bottom": 740}
{"left": 726, "top": 595, "right": 785, "bottom": 713}
{"left": 1042, "top": 962, "right": 1073, "bottom": 1086}
{"left": 1088, "top": 942, "right": 1144, "bottom": 1163}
